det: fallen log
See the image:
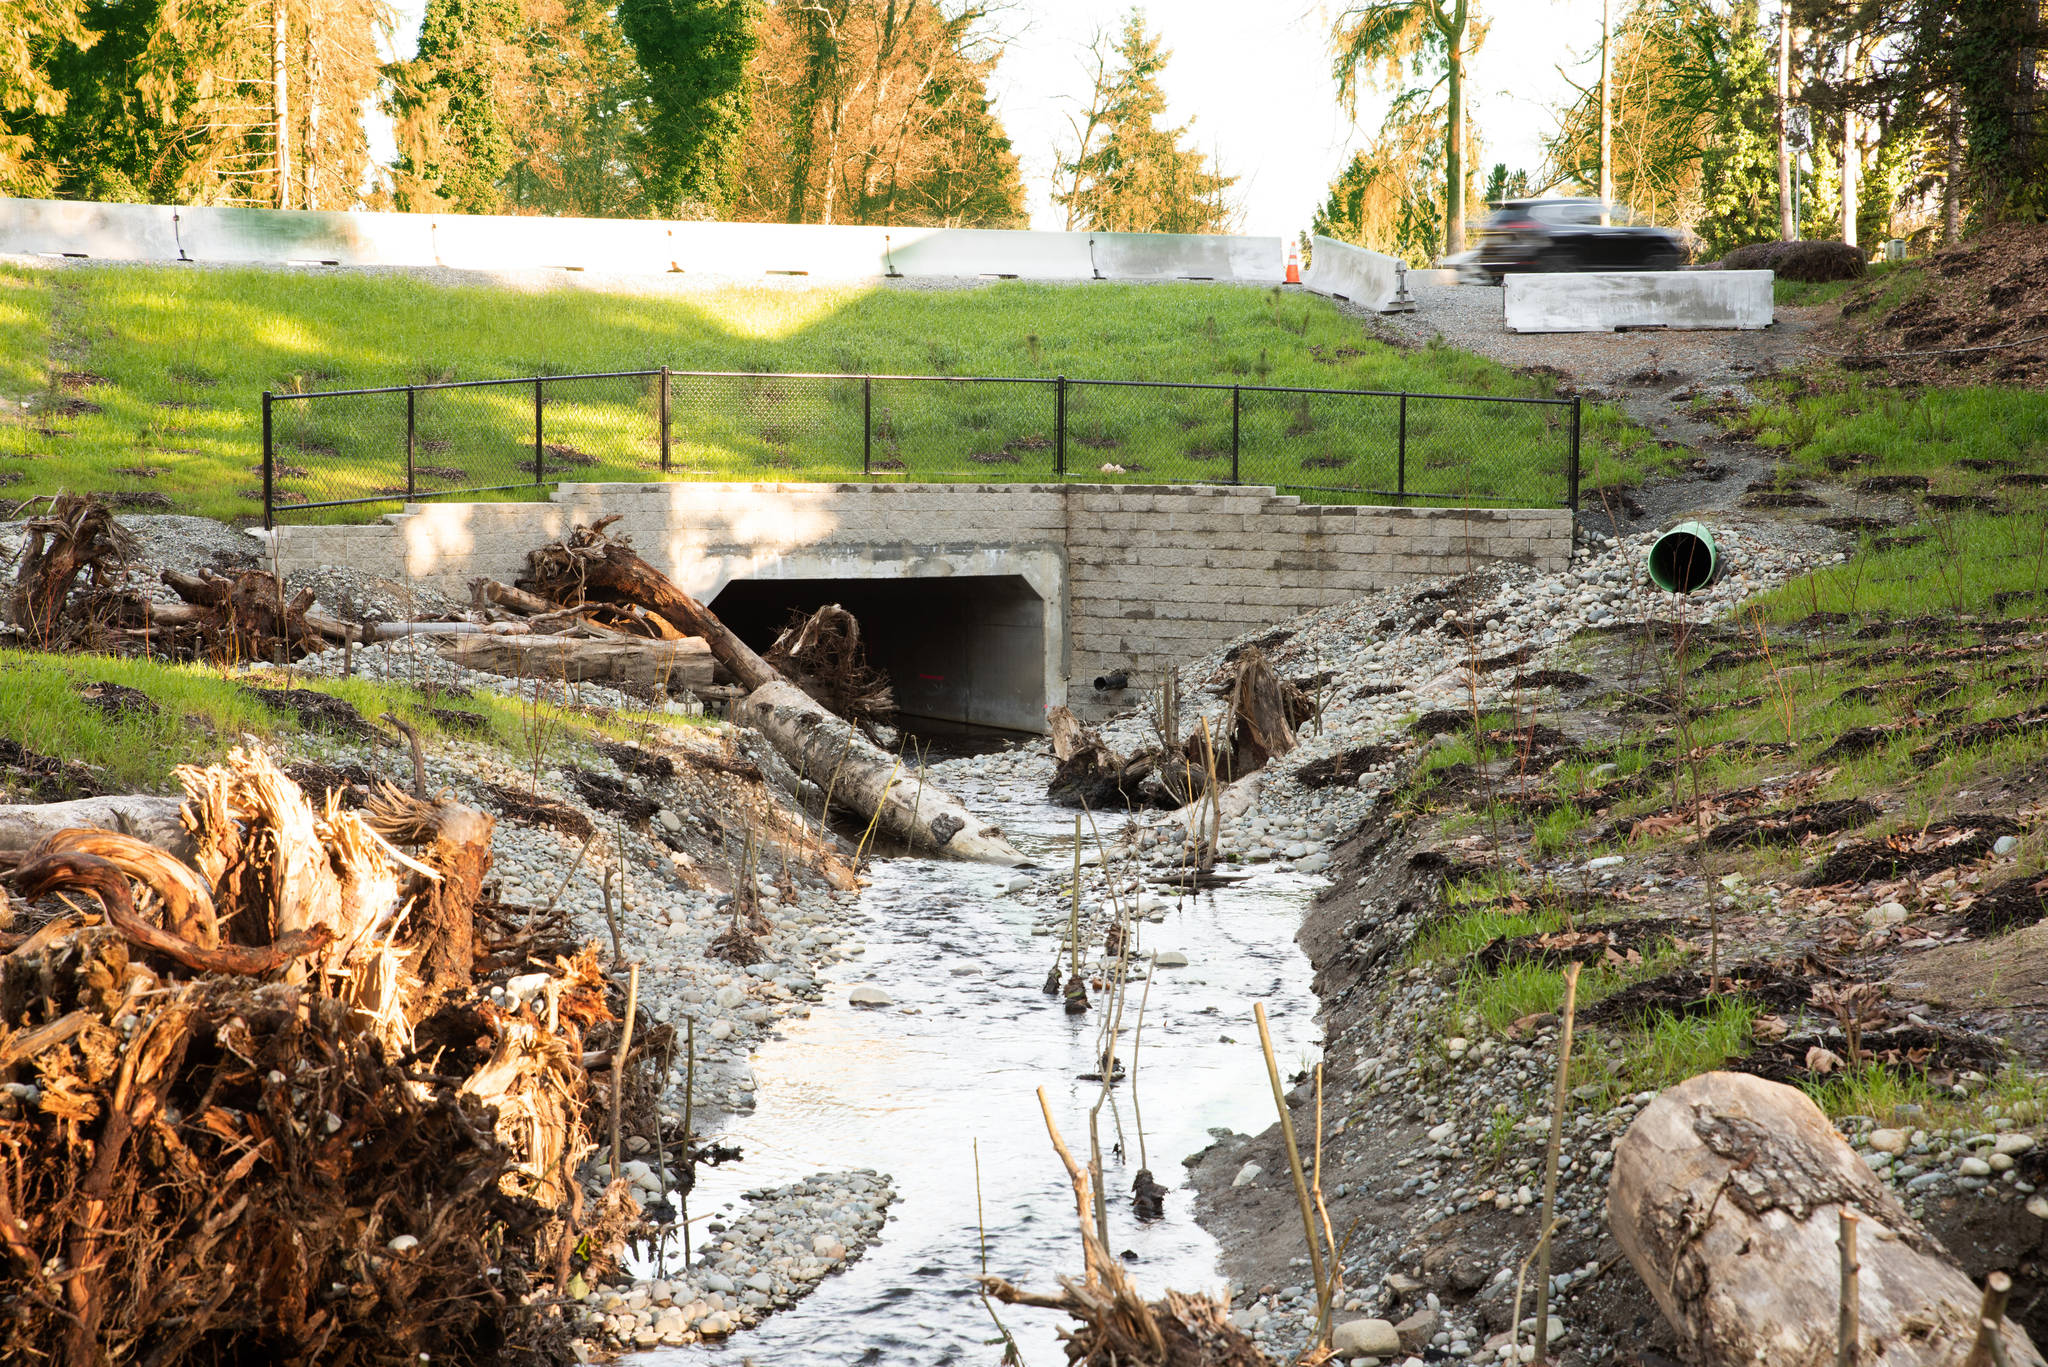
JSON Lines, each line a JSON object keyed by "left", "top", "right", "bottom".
{"left": 4, "top": 495, "right": 133, "bottom": 644}
{"left": 373, "top": 620, "right": 532, "bottom": 639}
{"left": 1609, "top": 1070, "right": 2043, "bottom": 1367}
{"left": 470, "top": 577, "right": 555, "bottom": 616}
{"left": 735, "top": 680, "right": 1026, "bottom": 865}
{"left": 0, "top": 795, "right": 194, "bottom": 862}
{"left": 528, "top": 519, "right": 1024, "bottom": 864}
{"left": 1227, "top": 646, "right": 1309, "bottom": 778}
{"left": 437, "top": 633, "right": 716, "bottom": 690}
{"left": 765, "top": 603, "right": 896, "bottom": 734}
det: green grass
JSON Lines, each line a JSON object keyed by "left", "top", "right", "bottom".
{"left": 0, "top": 649, "right": 691, "bottom": 793}
{"left": 1772, "top": 261, "right": 1910, "bottom": 309}
{"left": 0, "top": 261, "right": 1658, "bottom": 523}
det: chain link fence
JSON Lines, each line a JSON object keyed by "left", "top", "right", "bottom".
{"left": 264, "top": 369, "right": 1579, "bottom": 524}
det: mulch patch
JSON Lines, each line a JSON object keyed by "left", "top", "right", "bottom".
{"left": 1730, "top": 1021, "right": 2005, "bottom": 1087}
{"left": 1955, "top": 875, "right": 2048, "bottom": 938}
{"left": 1224, "top": 629, "right": 1294, "bottom": 663}
{"left": 1817, "top": 515, "right": 1896, "bottom": 534}
{"left": 1740, "top": 490, "right": 1825, "bottom": 509}
{"left": 1805, "top": 814, "right": 2024, "bottom": 886}
{"left": 0, "top": 737, "right": 107, "bottom": 801}
{"left": 567, "top": 767, "right": 658, "bottom": 823}
{"left": 1412, "top": 709, "right": 1474, "bottom": 737}
{"left": 1581, "top": 962, "right": 1827, "bottom": 1026}
{"left": 1702, "top": 797, "right": 1881, "bottom": 850}
{"left": 1471, "top": 917, "right": 1677, "bottom": 973}
{"left": 595, "top": 738, "right": 676, "bottom": 780}
{"left": 242, "top": 685, "right": 374, "bottom": 738}
{"left": 1831, "top": 671, "right": 1959, "bottom": 707}
{"left": 1407, "top": 849, "right": 1495, "bottom": 885}
{"left": 1910, "top": 707, "right": 2048, "bottom": 759}
{"left": 97, "top": 489, "right": 173, "bottom": 511}
{"left": 1926, "top": 493, "right": 2005, "bottom": 513}
{"left": 1998, "top": 472, "right": 2048, "bottom": 488}
{"left": 1869, "top": 534, "right": 1928, "bottom": 553}
{"left": 1856, "top": 474, "right": 1931, "bottom": 494}
{"left": 478, "top": 781, "right": 595, "bottom": 840}
{"left": 1296, "top": 743, "right": 1401, "bottom": 790}
{"left": 424, "top": 706, "right": 491, "bottom": 735}
{"left": 1507, "top": 669, "right": 1595, "bottom": 690}
{"left": 72, "top": 679, "right": 158, "bottom": 720}
{"left": 1465, "top": 644, "right": 1537, "bottom": 673}
{"left": 282, "top": 758, "right": 381, "bottom": 808}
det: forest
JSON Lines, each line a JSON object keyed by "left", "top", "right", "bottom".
{"left": 3, "top": 2, "right": 2042, "bottom": 259}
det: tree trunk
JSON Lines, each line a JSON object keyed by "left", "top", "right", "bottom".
{"left": 735, "top": 680, "right": 1026, "bottom": 865}
{"left": 1943, "top": 90, "right": 1965, "bottom": 245}
{"left": 1599, "top": 0, "right": 1612, "bottom": 224}
{"left": 1443, "top": 5, "right": 1468, "bottom": 258}
{"left": 1842, "top": 105, "right": 1858, "bottom": 249}
{"left": 436, "top": 634, "right": 715, "bottom": 690}
{"left": 1228, "top": 647, "right": 1301, "bottom": 778}
{"left": 1778, "top": 0, "right": 1795, "bottom": 240}
{"left": 1609, "top": 1071, "right": 2043, "bottom": 1367}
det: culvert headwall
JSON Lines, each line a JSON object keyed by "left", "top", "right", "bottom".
{"left": 269, "top": 482, "right": 1573, "bottom": 732}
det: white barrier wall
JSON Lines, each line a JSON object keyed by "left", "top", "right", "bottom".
{"left": 1301, "top": 236, "right": 1401, "bottom": 312}
{"left": 0, "top": 196, "right": 1284, "bottom": 284}
{"left": 1504, "top": 270, "right": 1774, "bottom": 332}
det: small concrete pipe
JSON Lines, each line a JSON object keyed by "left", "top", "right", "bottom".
{"left": 1646, "top": 521, "right": 1720, "bottom": 593}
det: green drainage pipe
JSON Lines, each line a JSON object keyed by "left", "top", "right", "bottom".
{"left": 1647, "top": 521, "right": 1720, "bottom": 593}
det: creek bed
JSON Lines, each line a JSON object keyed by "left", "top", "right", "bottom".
{"left": 632, "top": 756, "right": 1323, "bottom": 1364}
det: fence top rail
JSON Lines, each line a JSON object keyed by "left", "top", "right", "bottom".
{"left": 270, "top": 368, "right": 1578, "bottom": 406}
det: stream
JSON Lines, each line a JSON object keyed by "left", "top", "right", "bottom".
{"left": 631, "top": 754, "right": 1325, "bottom": 1365}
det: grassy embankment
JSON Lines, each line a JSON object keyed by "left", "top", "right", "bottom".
{"left": 1392, "top": 264, "right": 2048, "bottom": 1126}
{"left": 0, "top": 647, "right": 699, "bottom": 799}
{"left": 0, "top": 262, "right": 1663, "bottom": 523}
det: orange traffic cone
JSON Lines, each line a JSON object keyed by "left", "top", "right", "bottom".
{"left": 1285, "top": 244, "right": 1302, "bottom": 284}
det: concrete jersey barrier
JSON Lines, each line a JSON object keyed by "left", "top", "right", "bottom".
{"left": 0, "top": 196, "right": 1284, "bottom": 284}
{"left": 1301, "top": 235, "right": 1401, "bottom": 312}
{"left": 1504, "top": 269, "right": 1774, "bottom": 332}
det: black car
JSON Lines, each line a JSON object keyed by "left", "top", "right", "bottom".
{"left": 1474, "top": 198, "right": 1688, "bottom": 281}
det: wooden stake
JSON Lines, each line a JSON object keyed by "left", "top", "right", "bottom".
{"left": 1837, "top": 1209, "right": 1860, "bottom": 1367}
{"left": 609, "top": 961, "right": 639, "bottom": 1184}
{"left": 682, "top": 1017, "right": 694, "bottom": 1263}
{"left": 1962, "top": 1272, "right": 2014, "bottom": 1367}
{"left": 1254, "top": 1002, "right": 1328, "bottom": 1320}
{"left": 1532, "top": 962, "right": 1581, "bottom": 1367}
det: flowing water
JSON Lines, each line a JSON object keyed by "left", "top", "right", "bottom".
{"left": 634, "top": 764, "right": 1323, "bottom": 1366}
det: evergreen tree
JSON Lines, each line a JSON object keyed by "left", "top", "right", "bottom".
{"left": 388, "top": 0, "right": 521, "bottom": 211}
{"left": 0, "top": 0, "right": 97, "bottom": 195}
{"left": 616, "top": 0, "right": 758, "bottom": 214}
{"left": 1054, "top": 9, "right": 1235, "bottom": 234}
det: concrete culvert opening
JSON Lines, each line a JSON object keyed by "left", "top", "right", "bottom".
{"left": 1646, "top": 521, "right": 1720, "bottom": 594}
{"left": 709, "top": 575, "right": 1046, "bottom": 735}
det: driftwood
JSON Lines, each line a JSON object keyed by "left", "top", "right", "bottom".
{"left": 0, "top": 794, "right": 194, "bottom": 861}
{"left": 436, "top": 633, "right": 715, "bottom": 690}
{"left": 0, "top": 746, "right": 618, "bottom": 1364}
{"left": 735, "top": 680, "right": 1026, "bottom": 864}
{"left": 470, "top": 577, "right": 555, "bottom": 616}
{"left": 765, "top": 603, "right": 896, "bottom": 734}
{"left": 526, "top": 518, "right": 1025, "bottom": 864}
{"left": 1609, "top": 1071, "right": 2043, "bottom": 1367}
{"left": 4, "top": 494, "right": 133, "bottom": 644}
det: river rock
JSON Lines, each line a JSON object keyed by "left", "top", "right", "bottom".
{"left": 1396, "top": 1307, "right": 1442, "bottom": 1352}
{"left": 1232, "top": 1162, "right": 1262, "bottom": 1188}
{"left": 1154, "top": 951, "right": 1190, "bottom": 967}
{"left": 848, "top": 986, "right": 893, "bottom": 1006}
{"left": 1867, "top": 1128, "right": 1907, "bottom": 1154}
{"left": 1332, "top": 1317, "right": 1402, "bottom": 1358}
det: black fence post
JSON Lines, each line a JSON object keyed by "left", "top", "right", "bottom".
{"left": 533, "top": 377, "right": 544, "bottom": 486}
{"left": 260, "top": 390, "right": 274, "bottom": 529}
{"left": 863, "top": 376, "right": 872, "bottom": 477}
{"left": 1055, "top": 375, "right": 1067, "bottom": 478}
{"left": 1568, "top": 395, "right": 1583, "bottom": 511}
{"left": 406, "top": 386, "right": 417, "bottom": 499}
{"left": 659, "top": 366, "right": 672, "bottom": 474}
{"left": 1230, "top": 385, "right": 1241, "bottom": 484}
{"left": 1397, "top": 392, "right": 1408, "bottom": 502}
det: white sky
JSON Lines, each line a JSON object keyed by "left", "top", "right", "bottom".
{"left": 376, "top": 0, "right": 1608, "bottom": 235}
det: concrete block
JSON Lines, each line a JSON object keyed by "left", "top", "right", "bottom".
{"left": 1504, "top": 270, "right": 1773, "bottom": 332}
{"left": 1301, "top": 236, "right": 1402, "bottom": 312}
